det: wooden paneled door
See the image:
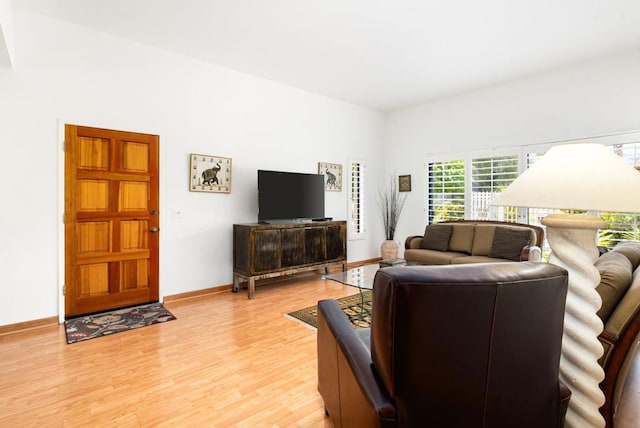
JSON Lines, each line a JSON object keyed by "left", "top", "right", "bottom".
{"left": 65, "top": 125, "right": 159, "bottom": 317}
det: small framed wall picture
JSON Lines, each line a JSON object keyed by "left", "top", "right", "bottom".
{"left": 318, "top": 162, "right": 342, "bottom": 191}
{"left": 190, "top": 154, "right": 232, "bottom": 193}
{"left": 399, "top": 174, "right": 411, "bottom": 192}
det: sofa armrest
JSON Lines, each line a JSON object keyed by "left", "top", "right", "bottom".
{"left": 317, "top": 300, "right": 396, "bottom": 426}
{"left": 521, "top": 245, "right": 542, "bottom": 262}
{"left": 405, "top": 235, "right": 423, "bottom": 249}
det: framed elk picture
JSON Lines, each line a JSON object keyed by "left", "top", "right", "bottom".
{"left": 190, "top": 154, "right": 232, "bottom": 193}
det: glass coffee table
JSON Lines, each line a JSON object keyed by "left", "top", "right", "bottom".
{"left": 322, "top": 263, "right": 380, "bottom": 289}
{"left": 322, "top": 264, "right": 381, "bottom": 326}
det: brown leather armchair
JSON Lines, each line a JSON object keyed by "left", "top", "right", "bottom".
{"left": 317, "top": 262, "right": 571, "bottom": 427}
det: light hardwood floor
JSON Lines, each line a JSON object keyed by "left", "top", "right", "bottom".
{"left": 1, "top": 271, "right": 638, "bottom": 427}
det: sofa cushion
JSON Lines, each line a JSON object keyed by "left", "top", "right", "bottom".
{"left": 595, "top": 251, "right": 633, "bottom": 322}
{"left": 603, "top": 267, "right": 640, "bottom": 342}
{"left": 471, "top": 225, "right": 496, "bottom": 256}
{"left": 596, "top": 252, "right": 633, "bottom": 321}
{"left": 420, "top": 224, "right": 453, "bottom": 251}
{"left": 404, "top": 249, "right": 466, "bottom": 265}
{"left": 611, "top": 241, "right": 640, "bottom": 270}
{"left": 451, "top": 255, "right": 513, "bottom": 264}
{"left": 448, "top": 224, "right": 475, "bottom": 254}
{"left": 488, "top": 227, "right": 532, "bottom": 261}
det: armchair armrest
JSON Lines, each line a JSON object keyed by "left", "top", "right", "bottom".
{"left": 521, "top": 245, "right": 542, "bottom": 262}
{"left": 317, "top": 300, "right": 396, "bottom": 426}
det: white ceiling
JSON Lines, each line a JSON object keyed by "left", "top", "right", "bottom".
{"left": 12, "top": 0, "right": 640, "bottom": 112}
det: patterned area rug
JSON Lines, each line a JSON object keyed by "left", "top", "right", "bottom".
{"left": 287, "top": 291, "right": 372, "bottom": 329}
{"left": 65, "top": 302, "right": 176, "bottom": 344}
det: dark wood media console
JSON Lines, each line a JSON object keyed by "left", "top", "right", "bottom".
{"left": 233, "top": 221, "right": 347, "bottom": 298}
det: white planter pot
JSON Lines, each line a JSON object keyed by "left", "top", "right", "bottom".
{"left": 381, "top": 240, "right": 398, "bottom": 260}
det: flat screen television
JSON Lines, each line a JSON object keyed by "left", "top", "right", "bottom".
{"left": 258, "top": 170, "right": 325, "bottom": 222}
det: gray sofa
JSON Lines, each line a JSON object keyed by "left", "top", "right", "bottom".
{"left": 595, "top": 240, "right": 640, "bottom": 426}
{"left": 404, "top": 220, "right": 544, "bottom": 265}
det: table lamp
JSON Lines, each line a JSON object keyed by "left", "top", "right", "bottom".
{"left": 490, "top": 142, "right": 640, "bottom": 428}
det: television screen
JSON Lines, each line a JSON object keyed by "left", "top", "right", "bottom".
{"left": 258, "top": 170, "right": 325, "bottom": 222}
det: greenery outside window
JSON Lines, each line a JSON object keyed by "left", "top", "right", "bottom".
{"left": 426, "top": 152, "right": 520, "bottom": 224}
{"left": 599, "top": 142, "right": 640, "bottom": 247}
{"left": 470, "top": 155, "right": 519, "bottom": 221}
{"left": 427, "top": 159, "right": 464, "bottom": 223}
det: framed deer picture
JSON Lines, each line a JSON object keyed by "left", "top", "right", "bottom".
{"left": 189, "top": 154, "right": 232, "bottom": 193}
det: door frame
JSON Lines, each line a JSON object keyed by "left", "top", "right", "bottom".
{"left": 56, "top": 119, "right": 164, "bottom": 323}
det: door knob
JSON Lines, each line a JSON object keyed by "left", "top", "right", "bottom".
{"left": 150, "top": 227, "right": 159, "bottom": 233}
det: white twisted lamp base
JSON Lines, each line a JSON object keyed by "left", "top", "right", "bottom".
{"left": 542, "top": 213, "right": 606, "bottom": 428}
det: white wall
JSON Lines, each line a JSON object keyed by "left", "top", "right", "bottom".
{"left": 386, "top": 50, "right": 640, "bottom": 253}
{"left": 0, "top": 0, "right": 13, "bottom": 67}
{"left": 5, "top": 8, "right": 639, "bottom": 328}
{"left": 0, "top": 8, "right": 385, "bottom": 326}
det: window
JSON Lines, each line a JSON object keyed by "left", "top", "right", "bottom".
{"left": 427, "top": 159, "right": 464, "bottom": 223}
{"left": 425, "top": 132, "right": 640, "bottom": 250}
{"left": 599, "top": 142, "right": 640, "bottom": 247}
{"left": 426, "top": 152, "right": 520, "bottom": 224}
{"left": 348, "top": 160, "right": 366, "bottom": 239}
{"left": 470, "top": 155, "right": 519, "bottom": 221}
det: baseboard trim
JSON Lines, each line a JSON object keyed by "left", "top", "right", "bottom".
{"left": 0, "top": 316, "right": 59, "bottom": 336}
{"left": 348, "top": 258, "right": 382, "bottom": 268}
{"left": 1, "top": 259, "right": 383, "bottom": 334}
{"left": 163, "top": 284, "right": 233, "bottom": 303}
{"left": 163, "top": 259, "right": 383, "bottom": 303}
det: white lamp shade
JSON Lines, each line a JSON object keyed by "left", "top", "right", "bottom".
{"left": 490, "top": 143, "right": 640, "bottom": 213}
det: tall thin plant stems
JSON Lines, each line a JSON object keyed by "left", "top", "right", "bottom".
{"left": 379, "top": 177, "right": 407, "bottom": 240}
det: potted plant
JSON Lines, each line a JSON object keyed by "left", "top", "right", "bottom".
{"left": 379, "top": 176, "right": 407, "bottom": 260}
